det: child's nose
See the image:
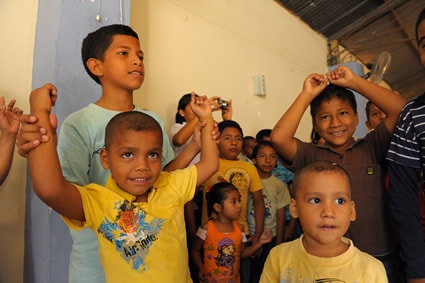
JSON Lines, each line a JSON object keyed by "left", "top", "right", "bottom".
{"left": 132, "top": 56, "right": 143, "bottom": 66}
{"left": 135, "top": 159, "right": 150, "bottom": 172}
{"left": 330, "top": 116, "right": 341, "bottom": 127}
{"left": 321, "top": 202, "right": 336, "bottom": 218}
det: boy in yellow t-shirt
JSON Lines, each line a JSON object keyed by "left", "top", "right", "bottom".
{"left": 27, "top": 88, "right": 218, "bottom": 282}
{"left": 260, "top": 160, "right": 387, "bottom": 282}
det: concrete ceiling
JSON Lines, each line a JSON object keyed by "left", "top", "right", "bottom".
{"left": 276, "top": 0, "right": 425, "bottom": 99}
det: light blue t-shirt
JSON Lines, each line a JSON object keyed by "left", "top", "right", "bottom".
{"left": 57, "top": 103, "right": 174, "bottom": 283}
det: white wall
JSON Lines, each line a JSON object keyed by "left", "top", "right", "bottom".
{"left": 0, "top": 1, "right": 37, "bottom": 282}
{"left": 131, "top": 0, "right": 328, "bottom": 139}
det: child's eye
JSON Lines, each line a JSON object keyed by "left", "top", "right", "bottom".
{"left": 236, "top": 137, "right": 243, "bottom": 142}
{"left": 335, "top": 198, "right": 346, "bottom": 205}
{"left": 308, "top": 198, "right": 320, "bottom": 204}
{"left": 122, "top": 152, "right": 133, "bottom": 159}
{"left": 339, "top": 111, "right": 348, "bottom": 116}
{"left": 319, "top": 115, "right": 329, "bottom": 120}
{"left": 118, "top": 51, "right": 128, "bottom": 56}
{"left": 148, "top": 152, "right": 160, "bottom": 159}
{"left": 138, "top": 55, "right": 144, "bottom": 61}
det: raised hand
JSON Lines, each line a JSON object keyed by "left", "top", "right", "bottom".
{"left": 29, "top": 83, "right": 58, "bottom": 114}
{"left": 190, "top": 92, "right": 212, "bottom": 121}
{"left": 326, "top": 66, "right": 356, "bottom": 87}
{"left": 302, "top": 73, "right": 328, "bottom": 99}
{"left": 0, "top": 97, "right": 23, "bottom": 136}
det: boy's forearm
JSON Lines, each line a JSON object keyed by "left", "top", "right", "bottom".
{"left": 197, "top": 117, "right": 219, "bottom": 184}
{"left": 27, "top": 111, "right": 75, "bottom": 216}
{"left": 173, "top": 117, "right": 199, "bottom": 146}
{"left": 28, "top": 112, "right": 63, "bottom": 193}
{"left": 242, "top": 240, "right": 263, "bottom": 258}
{"left": 276, "top": 208, "right": 285, "bottom": 244}
{"left": 347, "top": 76, "right": 406, "bottom": 121}
{"left": 271, "top": 92, "right": 311, "bottom": 160}
{"left": 254, "top": 195, "right": 265, "bottom": 237}
{"left": 164, "top": 140, "right": 199, "bottom": 171}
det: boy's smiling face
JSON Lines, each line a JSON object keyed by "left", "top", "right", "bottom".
{"left": 100, "top": 129, "right": 163, "bottom": 202}
{"left": 313, "top": 97, "right": 359, "bottom": 153}
{"left": 217, "top": 127, "right": 243, "bottom": 160}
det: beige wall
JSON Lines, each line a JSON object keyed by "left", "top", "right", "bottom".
{"left": 131, "top": 0, "right": 328, "bottom": 139}
{"left": 0, "top": 1, "right": 37, "bottom": 282}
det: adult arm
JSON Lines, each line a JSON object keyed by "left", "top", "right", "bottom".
{"left": 270, "top": 74, "right": 327, "bottom": 162}
{"left": 388, "top": 161, "right": 425, "bottom": 281}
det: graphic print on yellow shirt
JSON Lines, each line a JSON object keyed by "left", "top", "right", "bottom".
{"left": 98, "top": 200, "right": 164, "bottom": 271}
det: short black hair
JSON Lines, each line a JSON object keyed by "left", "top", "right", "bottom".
{"left": 415, "top": 8, "right": 425, "bottom": 45}
{"left": 255, "top": 129, "right": 272, "bottom": 143}
{"left": 251, "top": 140, "right": 274, "bottom": 159}
{"left": 310, "top": 84, "right": 357, "bottom": 122}
{"left": 365, "top": 100, "right": 373, "bottom": 121}
{"left": 105, "top": 111, "right": 162, "bottom": 149}
{"left": 81, "top": 24, "right": 139, "bottom": 85}
{"left": 218, "top": 120, "right": 244, "bottom": 137}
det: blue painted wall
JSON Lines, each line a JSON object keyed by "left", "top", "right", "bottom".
{"left": 25, "top": 1, "right": 130, "bottom": 282}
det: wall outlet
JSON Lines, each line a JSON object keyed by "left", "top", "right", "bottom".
{"left": 253, "top": 75, "right": 266, "bottom": 96}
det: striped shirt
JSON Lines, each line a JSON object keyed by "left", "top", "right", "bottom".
{"left": 387, "top": 93, "right": 425, "bottom": 168}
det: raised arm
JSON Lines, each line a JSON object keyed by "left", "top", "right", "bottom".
{"left": 172, "top": 116, "right": 199, "bottom": 147}
{"left": 27, "top": 84, "right": 84, "bottom": 221}
{"left": 327, "top": 66, "right": 406, "bottom": 132}
{"left": 191, "top": 94, "right": 219, "bottom": 186}
{"left": 270, "top": 73, "right": 328, "bottom": 162}
{"left": 0, "top": 97, "right": 22, "bottom": 185}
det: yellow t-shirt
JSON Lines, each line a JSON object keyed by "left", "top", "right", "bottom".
{"left": 260, "top": 236, "right": 388, "bottom": 282}
{"left": 202, "top": 158, "right": 263, "bottom": 233}
{"left": 63, "top": 166, "right": 197, "bottom": 283}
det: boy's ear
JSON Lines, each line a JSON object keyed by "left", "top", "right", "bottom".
{"left": 289, "top": 198, "right": 299, "bottom": 219}
{"left": 350, "top": 200, "right": 356, "bottom": 221}
{"left": 87, "top": 58, "right": 104, "bottom": 77}
{"left": 100, "top": 147, "right": 110, "bottom": 170}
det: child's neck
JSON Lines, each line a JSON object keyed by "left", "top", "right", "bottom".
{"left": 213, "top": 215, "right": 234, "bottom": 233}
{"left": 258, "top": 171, "right": 272, "bottom": 179}
{"left": 302, "top": 235, "right": 349, "bottom": 257}
{"left": 95, "top": 88, "right": 135, "bottom": 111}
